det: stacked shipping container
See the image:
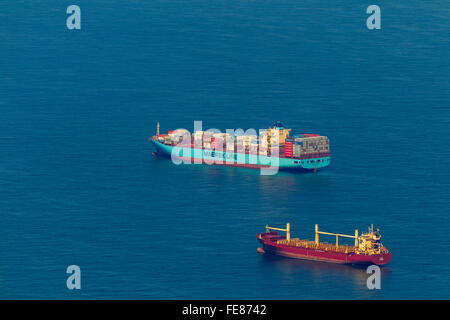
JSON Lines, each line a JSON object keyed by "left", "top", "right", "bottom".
{"left": 158, "top": 125, "right": 330, "bottom": 161}
{"left": 283, "top": 135, "right": 330, "bottom": 158}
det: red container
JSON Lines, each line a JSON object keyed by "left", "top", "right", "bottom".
{"left": 285, "top": 152, "right": 293, "bottom": 155}
{"left": 301, "top": 134, "right": 319, "bottom": 137}
{"left": 285, "top": 141, "right": 293, "bottom": 151}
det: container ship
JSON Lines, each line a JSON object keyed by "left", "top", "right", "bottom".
{"left": 149, "top": 121, "right": 331, "bottom": 172}
{"left": 257, "top": 224, "right": 391, "bottom": 265}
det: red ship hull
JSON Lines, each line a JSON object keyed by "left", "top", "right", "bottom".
{"left": 257, "top": 232, "right": 391, "bottom": 265}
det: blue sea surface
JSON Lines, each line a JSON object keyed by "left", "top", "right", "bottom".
{"left": 0, "top": 1, "right": 449, "bottom": 299}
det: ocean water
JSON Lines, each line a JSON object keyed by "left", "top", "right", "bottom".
{"left": 0, "top": 1, "right": 449, "bottom": 299}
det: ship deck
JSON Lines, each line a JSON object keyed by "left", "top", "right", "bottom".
{"left": 151, "top": 137, "right": 331, "bottom": 160}
{"left": 259, "top": 232, "right": 357, "bottom": 254}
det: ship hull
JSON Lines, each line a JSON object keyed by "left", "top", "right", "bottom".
{"left": 150, "top": 139, "right": 331, "bottom": 171}
{"left": 257, "top": 233, "right": 391, "bottom": 265}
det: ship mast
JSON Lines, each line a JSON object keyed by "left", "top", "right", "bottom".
{"left": 157, "top": 122, "right": 160, "bottom": 136}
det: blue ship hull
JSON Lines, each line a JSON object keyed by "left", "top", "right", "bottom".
{"left": 151, "top": 139, "right": 331, "bottom": 171}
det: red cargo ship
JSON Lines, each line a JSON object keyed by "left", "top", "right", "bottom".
{"left": 257, "top": 223, "right": 391, "bottom": 265}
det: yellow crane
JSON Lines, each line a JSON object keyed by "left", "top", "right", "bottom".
{"left": 315, "top": 224, "right": 359, "bottom": 249}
